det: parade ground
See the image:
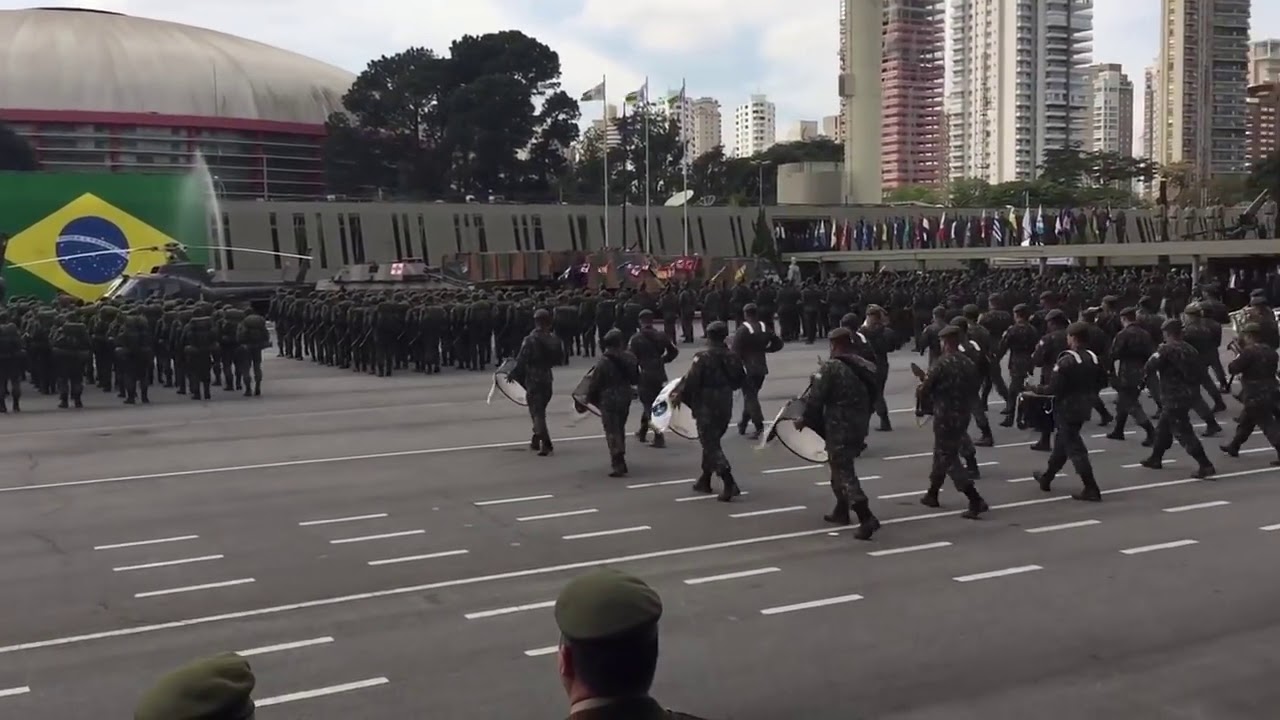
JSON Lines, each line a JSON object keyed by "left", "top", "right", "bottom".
{"left": 0, "top": 342, "right": 1278, "bottom": 719}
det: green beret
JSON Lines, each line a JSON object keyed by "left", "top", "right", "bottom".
{"left": 555, "top": 568, "right": 662, "bottom": 641}
{"left": 135, "top": 653, "right": 255, "bottom": 720}
{"left": 1241, "top": 322, "right": 1263, "bottom": 335}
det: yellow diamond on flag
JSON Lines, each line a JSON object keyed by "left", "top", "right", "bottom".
{"left": 6, "top": 193, "right": 175, "bottom": 301}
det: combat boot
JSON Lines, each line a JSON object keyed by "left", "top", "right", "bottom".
{"left": 960, "top": 487, "right": 989, "bottom": 519}
{"left": 851, "top": 501, "right": 880, "bottom": 541}
{"left": 877, "top": 417, "right": 893, "bottom": 432}
{"left": 244, "top": 384, "right": 253, "bottom": 397}
{"left": 716, "top": 470, "right": 741, "bottom": 502}
{"left": 73, "top": 395, "right": 83, "bottom": 409}
{"left": 1033, "top": 470, "right": 1053, "bottom": 492}
{"left": 824, "top": 498, "right": 851, "bottom": 525}
{"left": 10, "top": 395, "right": 18, "bottom": 412}
{"left": 0, "top": 398, "right": 6, "bottom": 413}
{"left": 1074, "top": 474, "right": 1102, "bottom": 502}
{"left": 919, "top": 480, "right": 942, "bottom": 507}
{"left": 140, "top": 386, "right": 150, "bottom": 404}
{"left": 737, "top": 420, "right": 748, "bottom": 436}
{"left": 1140, "top": 422, "right": 1156, "bottom": 446}
{"left": 1097, "top": 408, "right": 1114, "bottom": 426}
{"left": 538, "top": 435, "right": 554, "bottom": 457}
{"left": 608, "top": 454, "right": 628, "bottom": 478}
{"left": 1220, "top": 443, "right": 1239, "bottom": 458}
{"left": 1106, "top": 415, "right": 1128, "bottom": 441}
{"left": 691, "top": 473, "right": 713, "bottom": 494}
{"left": 253, "top": 381, "right": 261, "bottom": 396}
{"left": 974, "top": 434, "right": 994, "bottom": 448}
{"left": 202, "top": 381, "right": 212, "bottom": 399}
{"left": 1200, "top": 420, "right": 1223, "bottom": 438}
{"left": 635, "top": 425, "right": 648, "bottom": 444}
{"left": 58, "top": 393, "right": 69, "bottom": 409}
{"left": 999, "top": 414, "right": 1015, "bottom": 428}
{"left": 1139, "top": 454, "right": 1163, "bottom": 469}
{"left": 650, "top": 433, "right": 665, "bottom": 449}
{"left": 1030, "top": 431, "right": 1052, "bottom": 452}
{"left": 966, "top": 455, "right": 982, "bottom": 479}
{"left": 1190, "top": 449, "right": 1216, "bottom": 479}
{"left": 530, "top": 434, "right": 541, "bottom": 451}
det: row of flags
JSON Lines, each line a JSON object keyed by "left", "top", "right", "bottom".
{"left": 558, "top": 255, "right": 704, "bottom": 282}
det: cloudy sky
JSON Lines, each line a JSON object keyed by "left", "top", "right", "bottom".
{"left": 3, "top": 0, "right": 1278, "bottom": 144}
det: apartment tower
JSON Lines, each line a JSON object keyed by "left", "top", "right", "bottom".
{"left": 1154, "top": 0, "right": 1251, "bottom": 186}
{"left": 1250, "top": 38, "right": 1280, "bottom": 85}
{"left": 881, "top": 0, "right": 945, "bottom": 188}
{"left": 947, "top": 0, "right": 1094, "bottom": 183}
{"left": 1087, "top": 63, "right": 1134, "bottom": 156}
{"left": 733, "top": 94, "right": 776, "bottom": 157}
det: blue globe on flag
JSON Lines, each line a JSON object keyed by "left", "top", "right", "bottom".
{"left": 56, "top": 216, "right": 131, "bottom": 285}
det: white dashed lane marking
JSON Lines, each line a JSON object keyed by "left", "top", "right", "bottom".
{"left": 0, "top": 686, "right": 30, "bottom": 699}
{"left": 465, "top": 601, "right": 556, "bottom": 620}
{"left": 677, "top": 492, "right": 750, "bottom": 502}
{"left": 762, "top": 465, "right": 823, "bottom": 475}
{"left": 1163, "top": 501, "right": 1230, "bottom": 513}
{"left": 954, "top": 565, "right": 1042, "bottom": 583}
{"left": 729, "top": 506, "right": 806, "bottom": 519}
{"left": 523, "top": 646, "right": 559, "bottom": 657}
{"left": 367, "top": 549, "right": 468, "bottom": 567}
{"left": 684, "top": 567, "right": 781, "bottom": 585}
{"left": 473, "top": 495, "right": 554, "bottom": 507}
{"left": 93, "top": 535, "right": 198, "bottom": 551}
{"left": 562, "top": 526, "right": 651, "bottom": 540}
{"left": 877, "top": 490, "right": 922, "bottom": 500}
{"left": 134, "top": 578, "right": 256, "bottom": 599}
{"left": 329, "top": 530, "right": 425, "bottom": 545}
{"left": 516, "top": 509, "right": 598, "bottom": 522}
{"left": 113, "top": 555, "right": 224, "bottom": 573}
{"left": 255, "top": 678, "right": 389, "bottom": 707}
{"left": 1025, "top": 520, "right": 1100, "bottom": 534}
{"left": 760, "top": 593, "right": 864, "bottom": 615}
{"left": 298, "top": 513, "right": 388, "bottom": 527}
{"left": 868, "top": 541, "right": 952, "bottom": 557}
{"left": 1121, "top": 539, "right": 1199, "bottom": 555}
{"left": 1261, "top": 524, "right": 1280, "bottom": 532}
{"left": 626, "top": 479, "right": 693, "bottom": 489}
{"left": 236, "top": 637, "right": 335, "bottom": 657}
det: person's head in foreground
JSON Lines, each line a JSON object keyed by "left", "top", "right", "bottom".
{"left": 135, "top": 652, "right": 255, "bottom": 720}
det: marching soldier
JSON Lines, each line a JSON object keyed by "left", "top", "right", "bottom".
{"left": 861, "top": 305, "right": 896, "bottom": 432}
{"left": 952, "top": 316, "right": 995, "bottom": 448}
{"left": 587, "top": 329, "right": 640, "bottom": 477}
{"left": 732, "top": 303, "right": 783, "bottom": 440}
{"left": 1029, "top": 310, "right": 1070, "bottom": 450}
{"left": 630, "top": 310, "right": 679, "bottom": 449}
{"left": 1182, "top": 303, "right": 1227, "bottom": 413}
{"left": 1140, "top": 319, "right": 1218, "bottom": 478}
{"left": 52, "top": 319, "right": 91, "bottom": 409}
{"left": 512, "top": 309, "right": 564, "bottom": 457}
{"left": 1078, "top": 307, "right": 1115, "bottom": 426}
{"left": 0, "top": 320, "right": 23, "bottom": 412}
{"left": 678, "top": 282, "right": 698, "bottom": 344}
{"left": 917, "top": 325, "right": 989, "bottom": 519}
{"left": 1221, "top": 323, "right": 1280, "bottom": 465}
{"left": 801, "top": 328, "right": 881, "bottom": 540}
{"left": 916, "top": 306, "right": 948, "bottom": 368}
{"left": 998, "top": 304, "right": 1040, "bottom": 425}
{"left": 676, "top": 321, "right": 745, "bottom": 502}
{"left": 1030, "top": 322, "right": 1105, "bottom": 502}
{"left": 236, "top": 311, "right": 271, "bottom": 396}
{"left": 1107, "top": 307, "right": 1157, "bottom": 446}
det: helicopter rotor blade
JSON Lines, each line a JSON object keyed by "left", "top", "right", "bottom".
{"left": 186, "top": 245, "right": 312, "bottom": 260}
{"left": 7, "top": 245, "right": 172, "bottom": 270}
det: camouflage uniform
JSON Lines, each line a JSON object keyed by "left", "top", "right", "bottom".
{"left": 512, "top": 324, "right": 564, "bottom": 455}
{"left": 51, "top": 321, "right": 91, "bottom": 408}
{"left": 113, "top": 314, "right": 154, "bottom": 404}
{"left": 182, "top": 311, "right": 217, "bottom": 401}
{"left": 684, "top": 323, "right": 746, "bottom": 502}
{"left": 236, "top": 313, "right": 271, "bottom": 396}
{"left": 629, "top": 318, "right": 678, "bottom": 448}
{"left": 0, "top": 322, "right": 23, "bottom": 412}
{"left": 1031, "top": 332, "right": 1105, "bottom": 500}
{"left": 1222, "top": 328, "right": 1280, "bottom": 463}
{"left": 1142, "top": 324, "right": 1217, "bottom": 476}
{"left": 804, "top": 349, "right": 880, "bottom": 538}
{"left": 587, "top": 334, "right": 640, "bottom": 476}
{"left": 997, "top": 312, "right": 1040, "bottom": 421}
{"left": 918, "top": 334, "right": 988, "bottom": 518}
{"left": 731, "top": 308, "right": 782, "bottom": 438}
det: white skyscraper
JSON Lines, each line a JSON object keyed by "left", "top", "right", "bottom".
{"left": 947, "top": 0, "right": 1094, "bottom": 183}
{"left": 1250, "top": 39, "right": 1280, "bottom": 86}
{"left": 1087, "top": 63, "right": 1134, "bottom": 156}
{"left": 665, "top": 93, "right": 722, "bottom": 162}
{"left": 1142, "top": 63, "right": 1158, "bottom": 161}
{"left": 732, "top": 94, "right": 776, "bottom": 157}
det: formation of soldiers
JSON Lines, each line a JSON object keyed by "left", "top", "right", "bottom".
{"left": 0, "top": 296, "right": 272, "bottom": 412}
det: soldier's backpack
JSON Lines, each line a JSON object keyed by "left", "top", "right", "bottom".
{"left": 238, "top": 315, "right": 271, "bottom": 350}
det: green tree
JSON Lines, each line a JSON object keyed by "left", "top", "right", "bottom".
{"left": 884, "top": 184, "right": 943, "bottom": 204}
{"left": 948, "top": 178, "right": 991, "bottom": 206}
{"left": 324, "top": 32, "right": 580, "bottom": 201}
{"left": 751, "top": 203, "right": 778, "bottom": 264}
{"left": 0, "top": 121, "right": 37, "bottom": 172}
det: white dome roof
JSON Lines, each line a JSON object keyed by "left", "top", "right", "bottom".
{"left": 0, "top": 8, "right": 355, "bottom": 126}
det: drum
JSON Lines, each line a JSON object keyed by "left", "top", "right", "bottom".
{"left": 570, "top": 367, "right": 601, "bottom": 418}
{"left": 1016, "top": 393, "right": 1054, "bottom": 432}
{"left": 649, "top": 377, "right": 699, "bottom": 440}
{"left": 486, "top": 359, "right": 528, "bottom": 406}
{"left": 760, "top": 393, "right": 828, "bottom": 463}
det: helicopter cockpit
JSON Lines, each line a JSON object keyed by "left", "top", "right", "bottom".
{"left": 102, "top": 275, "right": 198, "bottom": 302}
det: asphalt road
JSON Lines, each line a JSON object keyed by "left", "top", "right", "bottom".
{"left": 0, "top": 338, "right": 1278, "bottom": 719}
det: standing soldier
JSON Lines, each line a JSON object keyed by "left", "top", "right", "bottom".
{"left": 1079, "top": 307, "right": 1115, "bottom": 426}
{"left": 677, "top": 321, "right": 745, "bottom": 502}
{"left": 51, "top": 318, "right": 91, "bottom": 409}
{"left": 217, "top": 307, "right": 245, "bottom": 391}
{"left": 916, "top": 325, "right": 989, "bottom": 519}
{"left": 114, "top": 312, "right": 154, "bottom": 404}
{"left": 1107, "top": 307, "right": 1158, "bottom": 446}
{"left": 169, "top": 307, "right": 192, "bottom": 395}
{"left": 596, "top": 290, "right": 616, "bottom": 352}
{"left": 554, "top": 294, "right": 578, "bottom": 365}
{"left": 678, "top": 282, "right": 698, "bottom": 344}
{"left": 1220, "top": 323, "right": 1280, "bottom": 464}
{"left": 732, "top": 304, "right": 783, "bottom": 439}
{"left": 951, "top": 317, "right": 995, "bottom": 450}
{"left": 182, "top": 307, "right": 217, "bottom": 401}
{"left": 0, "top": 320, "right": 23, "bottom": 412}
{"left": 236, "top": 311, "right": 271, "bottom": 396}
{"left": 630, "top": 310, "right": 679, "bottom": 449}
{"left": 1030, "top": 322, "right": 1105, "bottom": 501}
{"left": 801, "top": 280, "right": 823, "bottom": 343}
{"left": 777, "top": 280, "right": 800, "bottom": 342}
{"left": 659, "top": 287, "right": 679, "bottom": 345}
{"left": 90, "top": 304, "right": 118, "bottom": 392}
{"left": 469, "top": 291, "right": 494, "bottom": 369}
{"left": 1140, "top": 319, "right": 1218, "bottom": 478}
{"left": 586, "top": 329, "right": 639, "bottom": 477}
{"left": 801, "top": 328, "right": 881, "bottom": 540}
{"left": 578, "top": 289, "right": 598, "bottom": 359}
{"left": 511, "top": 309, "right": 564, "bottom": 457}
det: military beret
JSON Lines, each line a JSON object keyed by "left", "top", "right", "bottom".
{"left": 1250, "top": 296, "right": 1269, "bottom": 307}
{"left": 638, "top": 309, "right": 654, "bottom": 319}
{"left": 555, "top": 568, "right": 662, "bottom": 642}
{"left": 1119, "top": 306, "right": 1138, "bottom": 319}
{"left": 602, "top": 328, "right": 626, "bottom": 347}
{"left": 1162, "top": 318, "right": 1184, "bottom": 334}
{"left": 1241, "top": 322, "right": 1264, "bottom": 335}
{"left": 829, "top": 327, "right": 853, "bottom": 344}
{"left": 1081, "top": 307, "right": 1099, "bottom": 320}
{"left": 950, "top": 317, "right": 969, "bottom": 330}
{"left": 1013, "top": 303, "right": 1031, "bottom": 314}
{"left": 705, "top": 321, "right": 729, "bottom": 340}
{"left": 1251, "top": 288, "right": 1266, "bottom": 297}
{"left": 963, "top": 304, "right": 981, "bottom": 316}
{"left": 742, "top": 303, "right": 758, "bottom": 314}
{"left": 939, "top": 325, "right": 962, "bottom": 339}
{"left": 866, "top": 304, "right": 884, "bottom": 316}
{"left": 1102, "top": 295, "right": 1120, "bottom": 304}
{"left": 534, "top": 308, "right": 551, "bottom": 320}
{"left": 1039, "top": 291, "right": 1056, "bottom": 300}
{"left": 1183, "top": 303, "right": 1202, "bottom": 315}
{"left": 1066, "top": 322, "right": 1091, "bottom": 339}
{"left": 1046, "top": 309, "right": 1067, "bottom": 322}
{"left": 134, "top": 653, "right": 255, "bottom": 720}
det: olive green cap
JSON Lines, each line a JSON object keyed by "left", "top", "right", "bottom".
{"left": 135, "top": 653, "right": 255, "bottom": 720}
{"left": 555, "top": 568, "right": 663, "bottom": 641}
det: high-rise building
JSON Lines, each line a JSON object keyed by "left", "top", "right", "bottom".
{"left": 786, "top": 120, "right": 821, "bottom": 142}
{"left": 689, "top": 97, "right": 723, "bottom": 159}
{"left": 1250, "top": 39, "right": 1280, "bottom": 85}
{"left": 881, "top": 0, "right": 945, "bottom": 188}
{"left": 1154, "top": 0, "right": 1251, "bottom": 185}
{"left": 1142, "top": 63, "right": 1158, "bottom": 160}
{"left": 1087, "top": 63, "right": 1134, "bottom": 156}
{"left": 821, "top": 114, "right": 841, "bottom": 138}
{"left": 1247, "top": 82, "right": 1280, "bottom": 164}
{"left": 733, "top": 94, "right": 776, "bottom": 157}
{"left": 588, "top": 103, "right": 623, "bottom": 150}
{"left": 947, "top": 0, "right": 1094, "bottom": 183}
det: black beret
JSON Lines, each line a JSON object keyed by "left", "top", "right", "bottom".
{"left": 1066, "top": 322, "right": 1091, "bottom": 339}
{"left": 743, "top": 303, "right": 758, "bottom": 314}
{"left": 1013, "top": 303, "right": 1031, "bottom": 315}
{"left": 1161, "top": 318, "right": 1184, "bottom": 334}
{"left": 638, "top": 309, "right": 654, "bottom": 319}
{"left": 1119, "top": 306, "right": 1138, "bottom": 320}
{"left": 1182, "top": 303, "right": 1202, "bottom": 315}
{"left": 1250, "top": 297, "right": 1269, "bottom": 307}
{"left": 950, "top": 317, "right": 969, "bottom": 330}
{"left": 939, "top": 325, "right": 962, "bottom": 339}
{"left": 555, "top": 568, "right": 662, "bottom": 642}
{"left": 1241, "top": 322, "right": 1264, "bottom": 335}
{"left": 829, "top": 327, "right": 853, "bottom": 344}
{"left": 1046, "top": 309, "right": 1068, "bottom": 323}
{"left": 705, "top": 321, "right": 729, "bottom": 340}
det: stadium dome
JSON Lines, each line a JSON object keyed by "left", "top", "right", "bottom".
{"left": 0, "top": 7, "right": 358, "bottom": 199}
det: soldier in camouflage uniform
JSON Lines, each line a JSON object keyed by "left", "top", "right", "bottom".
{"left": 732, "top": 304, "right": 783, "bottom": 439}
{"left": 630, "top": 310, "right": 679, "bottom": 449}
{"left": 23, "top": 308, "right": 56, "bottom": 395}
{"left": 217, "top": 307, "right": 245, "bottom": 391}
{"left": 512, "top": 309, "right": 564, "bottom": 457}
{"left": 802, "top": 328, "right": 881, "bottom": 540}
{"left": 1106, "top": 307, "right": 1157, "bottom": 445}
{"left": 237, "top": 312, "right": 271, "bottom": 396}
{"left": 1221, "top": 323, "right": 1280, "bottom": 464}
{"left": 1030, "top": 322, "right": 1105, "bottom": 501}
{"left": 951, "top": 317, "right": 995, "bottom": 449}
{"left": 679, "top": 321, "right": 746, "bottom": 502}
{"left": 587, "top": 329, "right": 640, "bottom": 477}
{"left": 915, "top": 306, "right": 948, "bottom": 368}
{"left": 113, "top": 312, "right": 154, "bottom": 404}
{"left": 0, "top": 319, "right": 23, "bottom": 412}
{"left": 860, "top": 305, "right": 896, "bottom": 432}
{"left": 917, "top": 325, "right": 989, "bottom": 519}
{"left": 1140, "top": 319, "right": 1217, "bottom": 478}
{"left": 182, "top": 306, "right": 217, "bottom": 401}
{"left": 169, "top": 307, "right": 193, "bottom": 395}
{"left": 51, "top": 318, "right": 91, "bottom": 409}
{"left": 1029, "top": 310, "right": 1069, "bottom": 450}
{"left": 997, "top": 304, "right": 1040, "bottom": 425}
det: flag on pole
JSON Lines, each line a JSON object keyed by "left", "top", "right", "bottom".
{"left": 580, "top": 82, "right": 605, "bottom": 103}
{"left": 625, "top": 82, "right": 648, "bottom": 105}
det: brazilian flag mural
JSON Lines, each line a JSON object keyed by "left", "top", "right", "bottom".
{"left": 1, "top": 172, "right": 210, "bottom": 302}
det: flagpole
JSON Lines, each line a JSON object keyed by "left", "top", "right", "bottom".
{"left": 601, "top": 74, "right": 609, "bottom": 248}
{"left": 681, "top": 79, "right": 689, "bottom": 256}
{"left": 643, "top": 76, "right": 651, "bottom": 255}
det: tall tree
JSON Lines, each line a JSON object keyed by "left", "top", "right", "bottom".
{"left": 0, "top": 121, "right": 37, "bottom": 172}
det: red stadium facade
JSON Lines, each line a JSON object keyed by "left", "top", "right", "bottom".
{"left": 0, "top": 8, "right": 353, "bottom": 200}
